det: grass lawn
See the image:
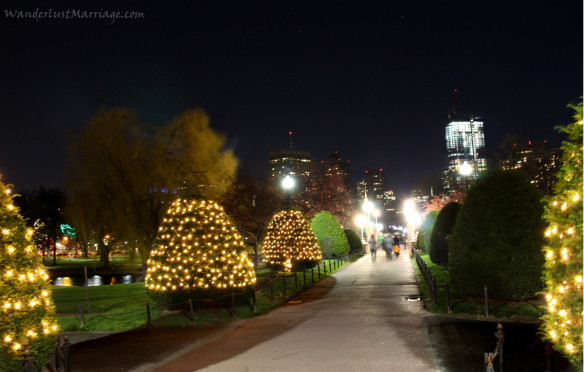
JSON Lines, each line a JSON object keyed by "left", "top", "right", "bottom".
{"left": 411, "top": 252, "right": 545, "bottom": 321}
{"left": 52, "top": 258, "right": 354, "bottom": 333}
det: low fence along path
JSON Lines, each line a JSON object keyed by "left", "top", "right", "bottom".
{"left": 153, "top": 250, "right": 437, "bottom": 371}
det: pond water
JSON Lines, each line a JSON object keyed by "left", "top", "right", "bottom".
{"left": 52, "top": 274, "right": 141, "bottom": 287}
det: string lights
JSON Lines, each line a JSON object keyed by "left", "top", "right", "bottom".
{"left": 541, "top": 101, "right": 583, "bottom": 367}
{"left": 145, "top": 198, "right": 256, "bottom": 296}
{"left": 0, "top": 181, "right": 58, "bottom": 369}
{"left": 262, "top": 209, "right": 322, "bottom": 272}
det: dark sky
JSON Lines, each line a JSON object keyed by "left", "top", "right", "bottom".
{"left": 0, "top": 1, "right": 581, "bottom": 197}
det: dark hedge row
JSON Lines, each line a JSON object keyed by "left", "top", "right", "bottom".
{"left": 429, "top": 202, "right": 461, "bottom": 265}
{"left": 448, "top": 169, "right": 545, "bottom": 299}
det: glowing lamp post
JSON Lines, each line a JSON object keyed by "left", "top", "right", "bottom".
{"left": 460, "top": 161, "right": 473, "bottom": 191}
{"left": 373, "top": 209, "right": 380, "bottom": 237}
{"left": 282, "top": 175, "right": 295, "bottom": 207}
{"left": 403, "top": 199, "right": 421, "bottom": 248}
{"left": 355, "top": 214, "right": 366, "bottom": 241}
{"left": 362, "top": 200, "right": 373, "bottom": 236}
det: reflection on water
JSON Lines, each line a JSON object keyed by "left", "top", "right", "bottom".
{"left": 52, "top": 274, "right": 137, "bottom": 286}
{"left": 53, "top": 277, "right": 74, "bottom": 287}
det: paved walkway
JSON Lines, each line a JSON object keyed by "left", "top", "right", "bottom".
{"left": 71, "top": 249, "right": 439, "bottom": 371}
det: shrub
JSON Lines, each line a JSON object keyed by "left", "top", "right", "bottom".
{"left": 262, "top": 209, "right": 322, "bottom": 271}
{"left": 449, "top": 169, "right": 545, "bottom": 299}
{"left": 145, "top": 198, "right": 256, "bottom": 308}
{"left": 429, "top": 202, "right": 461, "bottom": 265}
{"left": 345, "top": 229, "right": 363, "bottom": 254}
{"left": 0, "top": 182, "right": 58, "bottom": 371}
{"left": 418, "top": 210, "right": 439, "bottom": 254}
{"left": 311, "top": 211, "right": 350, "bottom": 258}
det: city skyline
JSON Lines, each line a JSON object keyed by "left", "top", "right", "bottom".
{"left": 0, "top": 1, "right": 581, "bottom": 196}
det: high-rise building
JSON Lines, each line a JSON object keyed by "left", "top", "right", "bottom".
{"left": 269, "top": 149, "right": 311, "bottom": 180}
{"left": 364, "top": 169, "right": 384, "bottom": 202}
{"left": 498, "top": 140, "right": 561, "bottom": 194}
{"left": 322, "top": 151, "right": 350, "bottom": 179}
{"left": 443, "top": 114, "right": 487, "bottom": 192}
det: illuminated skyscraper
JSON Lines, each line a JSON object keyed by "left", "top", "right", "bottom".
{"left": 443, "top": 114, "right": 487, "bottom": 192}
{"left": 269, "top": 149, "right": 311, "bottom": 180}
{"left": 364, "top": 169, "right": 384, "bottom": 202}
{"left": 269, "top": 131, "right": 312, "bottom": 182}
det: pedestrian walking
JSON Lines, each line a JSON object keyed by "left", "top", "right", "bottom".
{"left": 393, "top": 235, "right": 401, "bottom": 257}
{"left": 393, "top": 235, "right": 400, "bottom": 249}
{"left": 368, "top": 235, "right": 377, "bottom": 262}
{"left": 382, "top": 233, "right": 393, "bottom": 259}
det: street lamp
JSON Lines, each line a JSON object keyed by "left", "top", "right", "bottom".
{"left": 460, "top": 161, "right": 473, "bottom": 191}
{"left": 281, "top": 175, "right": 295, "bottom": 207}
{"left": 362, "top": 199, "right": 373, "bottom": 235}
{"left": 355, "top": 214, "right": 366, "bottom": 241}
{"left": 403, "top": 199, "right": 421, "bottom": 248}
{"left": 373, "top": 209, "right": 380, "bottom": 237}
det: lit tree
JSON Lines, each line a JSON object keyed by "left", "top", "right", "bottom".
{"left": 262, "top": 209, "right": 322, "bottom": 272}
{"left": 0, "top": 181, "right": 58, "bottom": 371}
{"left": 145, "top": 198, "right": 256, "bottom": 305}
{"left": 541, "top": 100, "right": 583, "bottom": 367}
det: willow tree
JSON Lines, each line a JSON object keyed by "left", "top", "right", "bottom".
{"left": 66, "top": 108, "right": 237, "bottom": 272}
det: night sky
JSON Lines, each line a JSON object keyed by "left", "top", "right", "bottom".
{"left": 0, "top": 1, "right": 581, "bottom": 197}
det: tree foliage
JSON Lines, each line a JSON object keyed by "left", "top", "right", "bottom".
{"left": 429, "top": 202, "right": 461, "bottom": 265}
{"left": 0, "top": 181, "right": 58, "bottom": 371}
{"left": 294, "top": 169, "right": 354, "bottom": 227}
{"left": 540, "top": 100, "right": 583, "bottom": 367}
{"left": 66, "top": 108, "right": 237, "bottom": 271}
{"left": 344, "top": 229, "right": 363, "bottom": 254}
{"left": 423, "top": 192, "right": 464, "bottom": 214}
{"left": 311, "top": 211, "right": 349, "bottom": 258}
{"left": 417, "top": 210, "right": 439, "bottom": 254}
{"left": 221, "top": 172, "right": 282, "bottom": 269}
{"left": 262, "top": 209, "right": 322, "bottom": 272}
{"left": 145, "top": 198, "right": 256, "bottom": 307}
{"left": 14, "top": 187, "right": 65, "bottom": 264}
{"left": 449, "top": 169, "right": 545, "bottom": 299}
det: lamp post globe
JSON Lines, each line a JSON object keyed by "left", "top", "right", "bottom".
{"left": 282, "top": 175, "right": 295, "bottom": 206}
{"left": 460, "top": 161, "right": 473, "bottom": 190}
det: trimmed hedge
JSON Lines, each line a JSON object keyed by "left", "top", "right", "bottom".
{"left": 429, "top": 202, "right": 461, "bottom": 265}
{"left": 449, "top": 169, "right": 545, "bottom": 299}
{"left": 418, "top": 210, "right": 439, "bottom": 254}
{"left": 311, "top": 211, "right": 350, "bottom": 257}
{"left": 345, "top": 229, "right": 363, "bottom": 254}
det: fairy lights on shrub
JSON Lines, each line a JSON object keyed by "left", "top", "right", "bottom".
{"left": 541, "top": 101, "right": 583, "bottom": 367}
{"left": 145, "top": 198, "right": 256, "bottom": 294}
{"left": 0, "top": 181, "right": 58, "bottom": 370}
{"left": 262, "top": 209, "right": 322, "bottom": 272}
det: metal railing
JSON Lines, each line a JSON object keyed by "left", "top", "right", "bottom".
{"left": 26, "top": 253, "right": 362, "bottom": 371}
{"left": 484, "top": 323, "right": 505, "bottom": 372}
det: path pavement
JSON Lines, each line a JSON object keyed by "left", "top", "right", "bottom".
{"left": 70, "top": 248, "right": 444, "bottom": 371}
{"left": 68, "top": 249, "right": 568, "bottom": 371}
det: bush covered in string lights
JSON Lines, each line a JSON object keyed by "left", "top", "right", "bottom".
{"left": 541, "top": 100, "right": 583, "bottom": 367}
{"left": 145, "top": 198, "right": 256, "bottom": 307}
{"left": 311, "top": 211, "right": 349, "bottom": 258}
{"left": 262, "top": 209, "right": 322, "bottom": 272}
{"left": 0, "top": 181, "right": 58, "bottom": 371}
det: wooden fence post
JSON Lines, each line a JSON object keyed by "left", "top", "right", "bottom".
{"left": 188, "top": 299, "right": 196, "bottom": 326}
{"left": 79, "top": 304, "right": 85, "bottom": 327}
{"left": 283, "top": 276, "right": 287, "bottom": 297}
{"left": 146, "top": 301, "right": 153, "bottom": 328}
